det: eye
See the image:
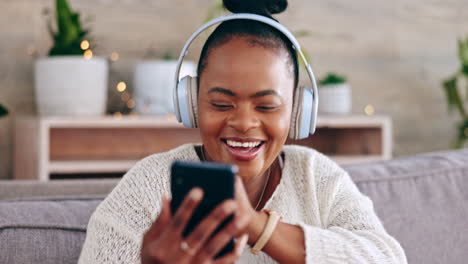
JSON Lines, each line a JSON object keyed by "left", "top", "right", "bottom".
{"left": 257, "top": 105, "right": 279, "bottom": 111}
{"left": 211, "top": 103, "right": 232, "bottom": 110}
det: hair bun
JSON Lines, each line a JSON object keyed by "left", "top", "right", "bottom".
{"left": 223, "top": 0, "right": 288, "bottom": 16}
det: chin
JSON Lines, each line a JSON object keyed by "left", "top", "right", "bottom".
{"left": 219, "top": 142, "right": 268, "bottom": 179}
{"left": 236, "top": 163, "right": 263, "bottom": 180}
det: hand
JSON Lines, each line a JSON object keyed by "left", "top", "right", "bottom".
{"left": 234, "top": 177, "right": 269, "bottom": 246}
{"left": 234, "top": 176, "right": 257, "bottom": 225}
{"left": 141, "top": 188, "right": 249, "bottom": 264}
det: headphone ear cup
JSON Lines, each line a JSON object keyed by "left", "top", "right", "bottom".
{"left": 189, "top": 76, "right": 199, "bottom": 128}
{"left": 299, "top": 86, "right": 314, "bottom": 139}
{"left": 289, "top": 86, "right": 313, "bottom": 140}
{"left": 289, "top": 86, "right": 303, "bottom": 140}
{"left": 177, "top": 75, "right": 196, "bottom": 128}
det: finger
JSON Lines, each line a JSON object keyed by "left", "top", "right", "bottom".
{"left": 142, "top": 197, "right": 171, "bottom": 245}
{"left": 212, "top": 234, "right": 248, "bottom": 264}
{"left": 184, "top": 199, "right": 237, "bottom": 251}
{"left": 169, "top": 187, "right": 204, "bottom": 236}
{"left": 235, "top": 176, "right": 242, "bottom": 193}
{"left": 194, "top": 213, "right": 250, "bottom": 262}
{"left": 144, "top": 190, "right": 203, "bottom": 263}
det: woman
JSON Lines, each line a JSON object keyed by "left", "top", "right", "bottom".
{"left": 79, "top": 1, "right": 406, "bottom": 263}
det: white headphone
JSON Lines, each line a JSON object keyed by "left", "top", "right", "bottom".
{"left": 173, "top": 13, "right": 319, "bottom": 140}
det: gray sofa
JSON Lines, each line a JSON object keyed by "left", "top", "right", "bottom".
{"left": 1, "top": 149, "right": 467, "bottom": 264}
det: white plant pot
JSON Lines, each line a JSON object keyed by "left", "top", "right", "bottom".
{"left": 318, "top": 83, "right": 352, "bottom": 114}
{"left": 35, "top": 56, "right": 109, "bottom": 116}
{"left": 133, "top": 60, "right": 196, "bottom": 115}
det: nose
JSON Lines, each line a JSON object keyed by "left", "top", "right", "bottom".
{"left": 227, "top": 104, "right": 260, "bottom": 133}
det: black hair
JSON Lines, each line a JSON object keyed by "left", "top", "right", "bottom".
{"left": 197, "top": 0, "right": 299, "bottom": 89}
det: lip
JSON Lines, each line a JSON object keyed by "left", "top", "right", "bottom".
{"left": 221, "top": 137, "right": 266, "bottom": 162}
{"left": 222, "top": 137, "right": 266, "bottom": 143}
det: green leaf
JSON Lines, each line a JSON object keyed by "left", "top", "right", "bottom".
{"left": 319, "top": 73, "right": 347, "bottom": 86}
{"left": 444, "top": 36, "right": 468, "bottom": 148}
{"left": 0, "top": 104, "right": 8, "bottom": 117}
{"left": 48, "top": 0, "right": 89, "bottom": 56}
{"left": 443, "top": 77, "right": 458, "bottom": 111}
{"left": 163, "top": 50, "right": 175, "bottom": 60}
{"left": 57, "top": 0, "right": 77, "bottom": 44}
{"left": 79, "top": 29, "right": 89, "bottom": 39}
{"left": 455, "top": 119, "right": 468, "bottom": 148}
{"left": 462, "top": 63, "right": 468, "bottom": 76}
{"left": 458, "top": 37, "right": 468, "bottom": 65}
{"left": 466, "top": 74, "right": 468, "bottom": 100}
{"left": 442, "top": 76, "right": 467, "bottom": 118}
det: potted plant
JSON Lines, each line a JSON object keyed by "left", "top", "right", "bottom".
{"left": 133, "top": 50, "right": 196, "bottom": 115}
{"left": 132, "top": 0, "right": 225, "bottom": 116}
{"left": 318, "top": 73, "right": 352, "bottom": 114}
{"left": 35, "top": 0, "right": 108, "bottom": 116}
{"left": 0, "top": 104, "right": 8, "bottom": 118}
{"left": 442, "top": 36, "right": 468, "bottom": 148}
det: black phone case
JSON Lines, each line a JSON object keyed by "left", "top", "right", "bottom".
{"left": 170, "top": 161, "right": 237, "bottom": 258}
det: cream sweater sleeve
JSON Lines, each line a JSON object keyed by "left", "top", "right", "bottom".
{"left": 78, "top": 154, "right": 170, "bottom": 264}
{"left": 297, "top": 157, "right": 407, "bottom": 264}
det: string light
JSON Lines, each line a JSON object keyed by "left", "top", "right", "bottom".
{"left": 80, "top": 40, "right": 90, "bottom": 50}
{"left": 113, "top": 112, "right": 122, "bottom": 119}
{"left": 110, "top": 52, "right": 119, "bottom": 62}
{"left": 126, "top": 99, "right": 135, "bottom": 109}
{"left": 364, "top": 104, "right": 375, "bottom": 116}
{"left": 109, "top": 49, "right": 136, "bottom": 117}
{"left": 116, "top": 81, "right": 127, "bottom": 92}
{"left": 83, "top": 49, "right": 93, "bottom": 60}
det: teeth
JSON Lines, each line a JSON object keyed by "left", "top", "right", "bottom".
{"left": 226, "top": 140, "right": 261, "bottom": 148}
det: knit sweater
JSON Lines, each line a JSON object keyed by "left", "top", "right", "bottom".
{"left": 78, "top": 144, "right": 407, "bottom": 264}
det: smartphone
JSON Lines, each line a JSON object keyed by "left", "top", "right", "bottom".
{"left": 170, "top": 160, "right": 237, "bottom": 258}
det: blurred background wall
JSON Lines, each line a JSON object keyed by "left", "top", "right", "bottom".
{"left": 0, "top": 0, "right": 467, "bottom": 179}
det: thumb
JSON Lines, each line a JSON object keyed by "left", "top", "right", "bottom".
{"left": 235, "top": 176, "right": 248, "bottom": 199}
{"left": 235, "top": 176, "right": 245, "bottom": 195}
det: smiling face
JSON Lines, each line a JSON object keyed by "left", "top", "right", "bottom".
{"left": 198, "top": 37, "right": 295, "bottom": 180}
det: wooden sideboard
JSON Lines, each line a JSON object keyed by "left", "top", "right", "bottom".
{"left": 14, "top": 114, "right": 392, "bottom": 181}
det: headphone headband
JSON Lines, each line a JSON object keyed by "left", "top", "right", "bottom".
{"left": 174, "top": 13, "right": 318, "bottom": 134}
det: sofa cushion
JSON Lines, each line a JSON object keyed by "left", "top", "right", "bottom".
{"left": 0, "top": 179, "right": 118, "bottom": 200}
{"left": 1, "top": 149, "right": 466, "bottom": 264}
{"left": 0, "top": 196, "right": 104, "bottom": 264}
{"left": 343, "top": 149, "right": 468, "bottom": 264}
